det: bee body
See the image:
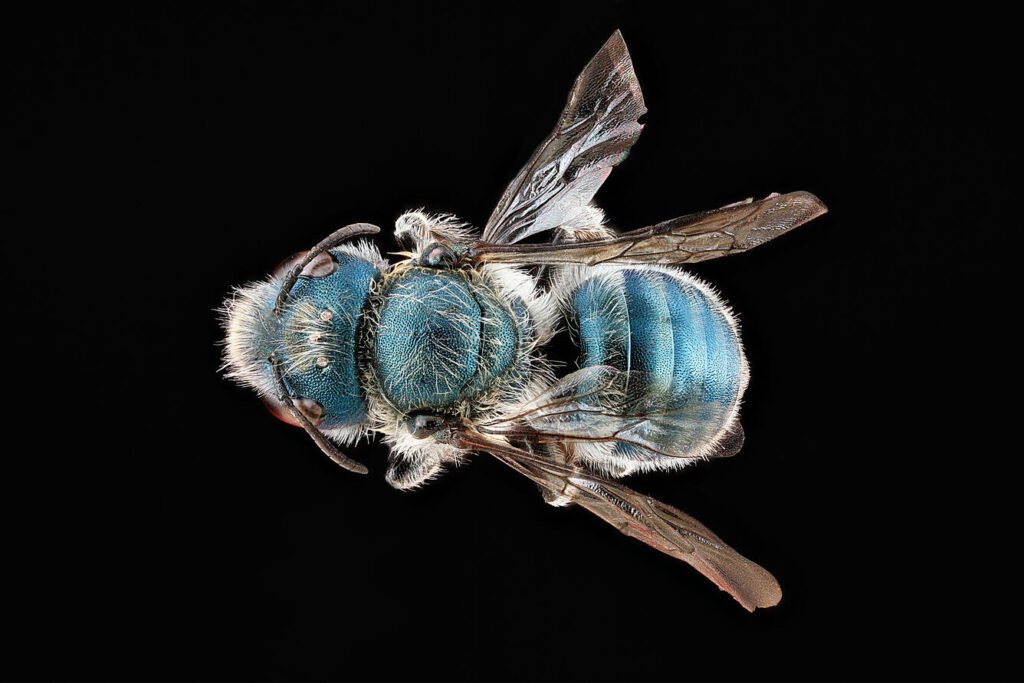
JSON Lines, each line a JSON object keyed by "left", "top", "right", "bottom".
{"left": 220, "top": 31, "right": 827, "bottom": 610}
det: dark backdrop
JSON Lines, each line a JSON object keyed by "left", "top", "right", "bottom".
{"left": 9, "top": 2, "right": 1004, "bottom": 680}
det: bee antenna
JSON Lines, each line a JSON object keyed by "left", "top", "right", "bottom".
{"left": 273, "top": 222, "right": 381, "bottom": 315}
{"left": 269, "top": 356, "right": 369, "bottom": 475}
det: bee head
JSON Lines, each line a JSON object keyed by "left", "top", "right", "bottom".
{"left": 220, "top": 224, "right": 386, "bottom": 473}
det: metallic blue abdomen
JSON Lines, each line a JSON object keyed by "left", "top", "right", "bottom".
{"left": 572, "top": 267, "right": 744, "bottom": 421}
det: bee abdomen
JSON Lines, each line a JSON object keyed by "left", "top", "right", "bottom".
{"left": 570, "top": 267, "right": 748, "bottom": 468}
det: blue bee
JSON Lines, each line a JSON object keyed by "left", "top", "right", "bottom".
{"left": 221, "top": 31, "right": 826, "bottom": 611}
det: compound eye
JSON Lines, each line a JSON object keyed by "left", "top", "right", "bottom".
{"left": 262, "top": 393, "right": 325, "bottom": 427}
{"left": 271, "top": 250, "right": 337, "bottom": 279}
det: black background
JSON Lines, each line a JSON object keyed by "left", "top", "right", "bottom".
{"left": 9, "top": 2, "right": 1005, "bottom": 680}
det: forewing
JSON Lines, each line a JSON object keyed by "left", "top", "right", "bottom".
{"left": 479, "top": 366, "right": 740, "bottom": 461}
{"left": 456, "top": 431, "right": 781, "bottom": 611}
{"left": 476, "top": 191, "right": 827, "bottom": 265}
{"left": 481, "top": 30, "right": 647, "bottom": 245}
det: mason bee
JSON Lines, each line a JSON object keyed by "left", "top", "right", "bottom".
{"left": 221, "top": 31, "right": 826, "bottom": 611}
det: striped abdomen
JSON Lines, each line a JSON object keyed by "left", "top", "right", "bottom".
{"left": 569, "top": 266, "right": 748, "bottom": 471}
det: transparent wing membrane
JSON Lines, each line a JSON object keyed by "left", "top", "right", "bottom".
{"left": 479, "top": 366, "right": 739, "bottom": 462}
{"left": 482, "top": 30, "right": 647, "bottom": 245}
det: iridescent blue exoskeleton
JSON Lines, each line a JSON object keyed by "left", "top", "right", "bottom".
{"left": 221, "top": 31, "right": 827, "bottom": 611}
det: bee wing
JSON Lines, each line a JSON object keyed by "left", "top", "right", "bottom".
{"left": 455, "top": 429, "right": 781, "bottom": 611}
{"left": 475, "top": 191, "right": 827, "bottom": 266}
{"left": 478, "top": 366, "right": 743, "bottom": 461}
{"left": 481, "top": 30, "right": 647, "bottom": 246}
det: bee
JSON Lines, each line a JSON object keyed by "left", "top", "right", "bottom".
{"left": 221, "top": 31, "right": 826, "bottom": 611}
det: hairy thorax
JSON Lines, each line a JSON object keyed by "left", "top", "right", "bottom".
{"left": 363, "top": 264, "right": 540, "bottom": 421}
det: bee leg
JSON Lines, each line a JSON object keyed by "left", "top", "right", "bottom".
{"left": 394, "top": 211, "right": 432, "bottom": 249}
{"left": 557, "top": 204, "right": 614, "bottom": 243}
{"left": 595, "top": 459, "right": 637, "bottom": 478}
{"left": 385, "top": 449, "right": 443, "bottom": 491}
{"left": 385, "top": 414, "right": 459, "bottom": 489}
{"left": 537, "top": 203, "right": 614, "bottom": 282}
{"left": 532, "top": 443, "right": 634, "bottom": 505}
{"left": 536, "top": 445, "right": 577, "bottom": 508}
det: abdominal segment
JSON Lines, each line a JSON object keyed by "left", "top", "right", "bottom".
{"left": 568, "top": 266, "right": 748, "bottom": 472}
